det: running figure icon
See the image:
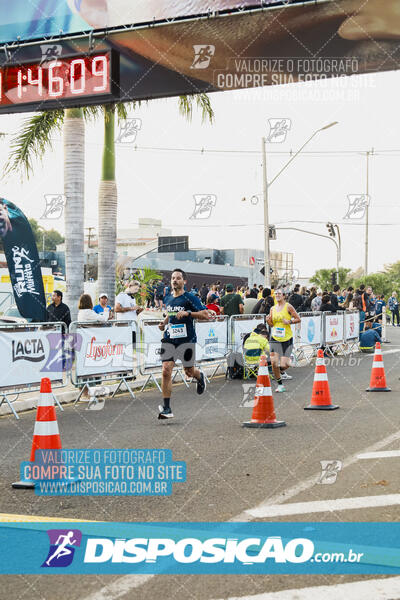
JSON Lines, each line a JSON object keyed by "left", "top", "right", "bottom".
{"left": 45, "top": 531, "right": 77, "bottom": 566}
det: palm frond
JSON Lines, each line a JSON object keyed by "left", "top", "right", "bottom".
{"left": 115, "top": 101, "right": 142, "bottom": 123}
{"left": 4, "top": 109, "right": 64, "bottom": 179}
{"left": 81, "top": 105, "right": 103, "bottom": 122}
{"left": 178, "top": 93, "right": 214, "bottom": 124}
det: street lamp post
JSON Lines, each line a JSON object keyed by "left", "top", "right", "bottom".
{"left": 277, "top": 226, "right": 341, "bottom": 281}
{"left": 262, "top": 137, "right": 270, "bottom": 287}
{"left": 364, "top": 150, "right": 372, "bottom": 276}
{"left": 262, "top": 121, "right": 338, "bottom": 288}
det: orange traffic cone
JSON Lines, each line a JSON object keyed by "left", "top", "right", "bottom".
{"left": 12, "top": 378, "right": 62, "bottom": 489}
{"left": 243, "top": 355, "right": 286, "bottom": 428}
{"left": 366, "top": 342, "right": 391, "bottom": 392}
{"left": 304, "top": 349, "right": 339, "bottom": 410}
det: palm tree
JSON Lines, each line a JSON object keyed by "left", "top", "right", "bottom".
{"left": 64, "top": 108, "right": 85, "bottom": 318}
{"left": 5, "top": 94, "right": 214, "bottom": 314}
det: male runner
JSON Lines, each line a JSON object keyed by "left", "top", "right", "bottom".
{"left": 158, "top": 269, "right": 211, "bottom": 419}
{"left": 266, "top": 287, "right": 300, "bottom": 393}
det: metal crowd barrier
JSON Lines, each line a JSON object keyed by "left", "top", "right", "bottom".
{"left": 293, "top": 312, "right": 322, "bottom": 362}
{"left": 228, "top": 313, "right": 266, "bottom": 355}
{"left": 138, "top": 319, "right": 188, "bottom": 392}
{"left": 0, "top": 321, "right": 67, "bottom": 419}
{"left": 194, "top": 315, "right": 229, "bottom": 379}
{"left": 138, "top": 317, "right": 230, "bottom": 390}
{"left": 69, "top": 319, "right": 137, "bottom": 405}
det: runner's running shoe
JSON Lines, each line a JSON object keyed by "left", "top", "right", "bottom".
{"left": 276, "top": 384, "right": 286, "bottom": 393}
{"left": 196, "top": 372, "right": 207, "bottom": 395}
{"left": 280, "top": 372, "right": 292, "bottom": 380}
{"left": 158, "top": 405, "right": 174, "bottom": 419}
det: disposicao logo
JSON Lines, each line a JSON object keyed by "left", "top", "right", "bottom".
{"left": 83, "top": 536, "right": 314, "bottom": 564}
{"left": 42, "top": 529, "right": 82, "bottom": 568}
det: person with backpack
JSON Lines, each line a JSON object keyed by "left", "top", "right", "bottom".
{"left": 353, "top": 289, "right": 365, "bottom": 333}
{"left": 252, "top": 287, "right": 274, "bottom": 315}
{"left": 288, "top": 284, "right": 303, "bottom": 311}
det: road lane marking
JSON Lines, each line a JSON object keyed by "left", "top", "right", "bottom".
{"left": 82, "top": 576, "right": 153, "bottom": 600}
{"left": 232, "top": 428, "right": 400, "bottom": 522}
{"left": 211, "top": 576, "right": 400, "bottom": 600}
{"left": 80, "top": 428, "right": 400, "bottom": 599}
{"left": 358, "top": 450, "right": 400, "bottom": 459}
{"left": 0, "top": 513, "right": 90, "bottom": 522}
{"left": 242, "top": 494, "right": 400, "bottom": 519}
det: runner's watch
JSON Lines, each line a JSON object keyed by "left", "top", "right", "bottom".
{"left": 186, "top": 310, "right": 192, "bottom": 317}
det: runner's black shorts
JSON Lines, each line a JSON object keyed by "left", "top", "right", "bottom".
{"left": 269, "top": 338, "right": 293, "bottom": 358}
{"left": 160, "top": 340, "right": 196, "bottom": 367}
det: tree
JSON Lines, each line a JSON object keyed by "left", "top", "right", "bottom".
{"left": 28, "top": 218, "right": 65, "bottom": 251}
{"left": 351, "top": 273, "right": 396, "bottom": 297}
{"left": 115, "top": 267, "right": 161, "bottom": 306}
{"left": 5, "top": 107, "right": 85, "bottom": 320}
{"left": 5, "top": 95, "right": 214, "bottom": 312}
{"left": 97, "top": 96, "right": 214, "bottom": 308}
{"left": 310, "top": 268, "right": 351, "bottom": 291}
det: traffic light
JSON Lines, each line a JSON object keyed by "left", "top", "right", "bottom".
{"left": 331, "top": 271, "right": 337, "bottom": 286}
{"left": 326, "top": 222, "right": 336, "bottom": 237}
{"left": 260, "top": 266, "right": 274, "bottom": 276}
{"left": 269, "top": 225, "right": 276, "bottom": 240}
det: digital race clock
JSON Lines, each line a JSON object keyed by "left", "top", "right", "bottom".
{"left": 0, "top": 51, "right": 119, "bottom": 113}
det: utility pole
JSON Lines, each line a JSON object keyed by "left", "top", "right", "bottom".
{"left": 262, "top": 137, "right": 271, "bottom": 287}
{"left": 261, "top": 122, "right": 338, "bottom": 289}
{"left": 364, "top": 149, "right": 373, "bottom": 276}
{"left": 86, "top": 227, "right": 95, "bottom": 249}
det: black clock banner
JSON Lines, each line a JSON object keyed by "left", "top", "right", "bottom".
{"left": 0, "top": 198, "right": 47, "bottom": 322}
{"left": 0, "top": 1, "right": 399, "bottom": 114}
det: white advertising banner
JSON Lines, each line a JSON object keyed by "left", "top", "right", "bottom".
{"left": 76, "top": 324, "right": 133, "bottom": 377}
{"left": 0, "top": 328, "right": 63, "bottom": 389}
{"left": 345, "top": 311, "right": 360, "bottom": 340}
{"left": 141, "top": 321, "right": 163, "bottom": 369}
{"left": 299, "top": 315, "right": 322, "bottom": 346}
{"left": 232, "top": 316, "right": 265, "bottom": 352}
{"left": 195, "top": 319, "right": 228, "bottom": 361}
{"left": 324, "top": 313, "right": 344, "bottom": 344}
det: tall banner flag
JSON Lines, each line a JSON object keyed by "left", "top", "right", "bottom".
{"left": 0, "top": 198, "right": 47, "bottom": 322}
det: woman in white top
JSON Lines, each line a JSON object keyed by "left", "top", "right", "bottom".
{"left": 77, "top": 294, "right": 108, "bottom": 322}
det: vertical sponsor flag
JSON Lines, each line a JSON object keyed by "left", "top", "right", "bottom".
{"left": 0, "top": 198, "right": 47, "bottom": 321}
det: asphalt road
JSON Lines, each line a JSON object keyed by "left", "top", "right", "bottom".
{"left": 1, "top": 328, "right": 400, "bottom": 599}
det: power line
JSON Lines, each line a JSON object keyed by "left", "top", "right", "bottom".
{"left": 25, "top": 136, "right": 400, "bottom": 157}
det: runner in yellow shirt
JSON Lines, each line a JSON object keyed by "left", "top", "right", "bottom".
{"left": 266, "top": 288, "right": 300, "bottom": 392}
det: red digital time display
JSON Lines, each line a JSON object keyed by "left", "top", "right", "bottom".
{"left": 0, "top": 51, "right": 117, "bottom": 112}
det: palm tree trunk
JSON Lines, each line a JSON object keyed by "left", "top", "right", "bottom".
{"left": 98, "top": 106, "right": 117, "bottom": 307}
{"left": 63, "top": 108, "right": 85, "bottom": 321}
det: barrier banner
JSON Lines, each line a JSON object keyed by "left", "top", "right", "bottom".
{"left": 324, "top": 313, "right": 344, "bottom": 344}
{"left": 345, "top": 311, "right": 360, "bottom": 340}
{"left": 141, "top": 321, "right": 163, "bottom": 370}
{"left": 195, "top": 320, "right": 228, "bottom": 361}
{"left": 0, "top": 327, "right": 63, "bottom": 389}
{"left": 75, "top": 324, "right": 133, "bottom": 377}
{"left": 299, "top": 315, "right": 322, "bottom": 346}
{"left": 232, "top": 316, "right": 265, "bottom": 352}
{"left": 0, "top": 198, "right": 47, "bottom": 321}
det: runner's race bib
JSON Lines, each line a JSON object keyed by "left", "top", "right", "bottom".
{"left": 169, "top": 323, "right": 187, "bottom": 339}
{"left": 272, "top": 326, "right": 285, "bottom": 339}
